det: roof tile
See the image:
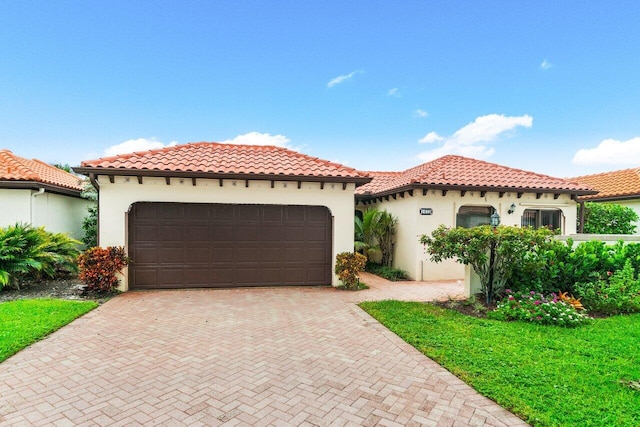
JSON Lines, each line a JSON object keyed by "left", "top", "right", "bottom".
{"left": 356, "top": 155, "right": 594, "bottom": 196}
{"left": 80, "top": 142, "right": 369, "bottom": 180}
{"left": 0, "top": 149, "right": 84, "bottom": 191}
{"left": 569, "top": 168, "right": 640, "bottom": 200}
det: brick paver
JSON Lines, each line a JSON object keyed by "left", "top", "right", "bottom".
{"left": 0, "top": 278, "right": 527, "bottom": 426}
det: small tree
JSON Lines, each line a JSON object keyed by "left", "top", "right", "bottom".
{"left": 81, "top": 181, "right": 98, "bottom": 247}
{"left": 420, "top": 225, "right": 555, "bottom": 303}
{"left": 579, "top": 202, "right": 638, "bottom": 234}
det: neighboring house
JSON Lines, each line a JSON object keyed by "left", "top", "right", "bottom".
{"left": 569, "top": 168, "right": 640, "bottom": 234}
{"left": 0, "top": 149, "right": 90, "bottom": 240}
{"left": 74, "top": 142, "right": 371, "bottom": 291}
{"left": 355, "top": 155, "right": 596, "bottom": 281}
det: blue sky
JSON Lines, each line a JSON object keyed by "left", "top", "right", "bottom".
{"left": 1, "top": 1, "right": 639, "bottom": 178}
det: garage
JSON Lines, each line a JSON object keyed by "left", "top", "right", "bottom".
{"left": 75, "top": 142, "right": 370, "bottom": 290}
{"left": 128, "top": 202, "right": 332, "bottom": 289}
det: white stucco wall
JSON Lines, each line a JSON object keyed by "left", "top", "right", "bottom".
{"left": 361, "top": 190, "right": 578, "bottom": 281}
{"left": 0, "top": 188, "right": 89, "bottom": 240}
{"left": 96, "top": 175, "right": 356, "bottom": 290}
{"left": 0, "top": 189, "right": 31, "bottom": 227}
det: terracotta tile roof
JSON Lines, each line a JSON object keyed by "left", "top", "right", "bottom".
{"left": 356, "top": 155, "right": 596, "bottom": 196}
{"left": 0, "top": 149, "right": 84, "bottom": 191}
{"left": 569, "top": 168, "right": 640, "bottom": 200}
{"left": 78, "top": 142, "right": 370, "bottom": 182}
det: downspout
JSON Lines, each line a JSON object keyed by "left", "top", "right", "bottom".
{"left": 90, "top": 173, "right": 100, "bottom": 246}
{"left": 30, "top": 187, "right": 46, "bottom": 224}
{"left": 578, "top": 200, "right": 585, "bottom": 234}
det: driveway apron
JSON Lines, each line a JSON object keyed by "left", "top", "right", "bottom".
{"left": 0, "top": 287, "right": 527, "bottom": 426}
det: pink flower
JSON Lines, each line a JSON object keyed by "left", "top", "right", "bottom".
{"left": 534, "top": 300, "right": 541, "bottom": 305}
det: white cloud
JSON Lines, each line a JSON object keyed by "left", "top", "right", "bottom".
{"left": 388, "top": 88, "right": 399, "bottom": 97}
{"left": 572, "top": 137, "right": 640, "bottom": 166}
{"left": 418, "top": 131, "right": 443, "bottom": 144}
{"left": 221, "top": 132, "right": 292, "bottom": 148}
{"left": 540, "top": 59, "right": 552, "bottom": 70}
{"left": 104, "top": 138, "right": 178, "bottom": 157}
{"left": 327, "top": 70, "right": 363, "bottom": 88}
{"left": 413, "top": 109, "right": 429, "bottom": 118}
{"left": 416, "top": 114, "right": 533, "bottom": 162}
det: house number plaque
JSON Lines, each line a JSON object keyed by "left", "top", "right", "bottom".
{"left": 419, "top": 208, "right": 433, "bottom": 215}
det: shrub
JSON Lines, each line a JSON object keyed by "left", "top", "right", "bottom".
{"left": 488, "top": 290, "right": 591, "bottom": 327}
{"left": 579, "top": 202, "right": 638, "bottom": 234}
{"left": 335, "top": 252, "right": 367, "bottom": 290}
{"left": 421, "top": 225, "right": 555, "bottom": 303}
{"left": 365, "top": 262, "right": 409, "bottom": 281}
{"left": 0, "top": 223, "right": 81, "bottom": 289}
{"left": 573, "top": 260, "right": 640, "bottom": 314}
{"left": 78, "top": 246, "right": 129, "bottom": 292}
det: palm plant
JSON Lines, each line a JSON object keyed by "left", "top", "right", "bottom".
{"left": 354, "top": 209, "right": 398, "bottom": 266}
{"left": 0, "top": 224, "right": 44, "bottom": 289}
{"left": 376, "top": 211, "right": 398, "bottom": 267}
{"left": 0, "top": 224, "right": 81, "bottom": 289}
{"left": 355, "top": 208, "right": 383, "bottom": 260}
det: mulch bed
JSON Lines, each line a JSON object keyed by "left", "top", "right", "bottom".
{"left": 0, "top": 278, "right": 118, "bottom": 304}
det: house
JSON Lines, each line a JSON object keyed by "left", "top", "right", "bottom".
{"left": 74, "top": 142, "right": 371, "bottom": 291}
{"left": 355, "top": 155, "right": 597, "bottom": 281}
{"left": 569, "top": 168, "right": 640, "bottom": 234}
{"left": 0, "top": 149, "right": 90, "bottom": 240}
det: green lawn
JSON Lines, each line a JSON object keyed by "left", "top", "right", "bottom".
{"left": 0, "top": 299, "right": 98, "bottom": 362}
{"left": 359, "top": 300, "right": 640, "bottom": 427}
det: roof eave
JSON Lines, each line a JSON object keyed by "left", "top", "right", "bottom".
{"left": 0, "top": 180, "right": 84, "bottom": 197}
{"left": 576, "top": 193, "right": 640, "bottom": 202}
{"left": 73, "top": 167, "right": 372, "bottom": 187}
{"left": 355, "top": 183, "right": 597, "bottom": 201}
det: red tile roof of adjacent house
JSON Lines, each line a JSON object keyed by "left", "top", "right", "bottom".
{"left": 0, "top": 149, "right": 84, "bottom": 191}
{"left": 569, "top": 168, "right": 640, "bottom": 201}
{"left": 356, "top": 155, "right": 596, "bottom": 196}
{"left": 78, "top": 142, "right": 371, "bottom": 183}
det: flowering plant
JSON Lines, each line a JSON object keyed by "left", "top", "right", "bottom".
{"left": 335, "top": 252, "right": 367, "bottom": 290}
{"left": 78, "top": 246, "right": 129, "bottom": 292}
{"left": 488, "top": 289, "right": 591, "bottom": 327}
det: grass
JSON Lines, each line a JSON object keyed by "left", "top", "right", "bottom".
{"left": 359, "top": 300, "right": 640, "bottom": 426}
{"left": 0, "top": 299, "right": 98, "bottom": 362}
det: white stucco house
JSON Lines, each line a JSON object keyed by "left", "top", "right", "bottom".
{"left": 0, "top": 149, "right": 90, "bottom": 240}
{"left": 570, "top": 168, "right": 640, "bottom": 234}
{"left": 75, "top": 143, "right": 597, "bottom": 291}
{"left": 355, "top": 155, "right": 597, "bottom": 281}
{"left": 74, "top": 142, "right": 371, "bottom": 291}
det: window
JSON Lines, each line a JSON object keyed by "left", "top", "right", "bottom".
{"left": 456, "top": 205, "right": 493, "bottom": 228}
{"left": 521, "top": 209, "right": 562, "bottom": 231}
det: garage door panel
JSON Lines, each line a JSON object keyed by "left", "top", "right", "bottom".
{"left": 158, "top": 246, "right": 185, "bottom": 263}
{"left": 306, "top": 227, "right": 329, "bottom": 241}
{"left": 236, "top": 226, "right": 259, "bottom": 241}
{"left": 160, "top": 225, "right": 184, "bottom": 242}
{"left": 186, "top": 225, "right": 210, "bottom": 241}
{"left": 129, "top": 203, "right": 332, "bottom": 289}
{"left": 134, "top": 225, "right": 158, "bottom": 242}
{"left": 236, "top": 205, "right": 259, "bottom": 221}
{"left": 159, "top": 205, "right": 184, "bottom": 219}
{"left": 262, "top": 208, "right": 283, "bottom": 222}
{"left": 284, "top": 228, "right": 306, "bottom": 241}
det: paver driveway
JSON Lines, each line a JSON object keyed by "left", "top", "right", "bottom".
{"left": 0, "top": 284, "right": 527, "bottom": 426}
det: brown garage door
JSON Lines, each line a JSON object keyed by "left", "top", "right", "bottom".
{"left": 128, "top": 203, "right": 332, "bottom": 289}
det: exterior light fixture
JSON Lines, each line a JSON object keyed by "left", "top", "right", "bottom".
{"left": 507, "top": 203, "right": 516, "bottom": 214}
{"left": 490, "top": 211, "right": 501, "bottom": 227}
